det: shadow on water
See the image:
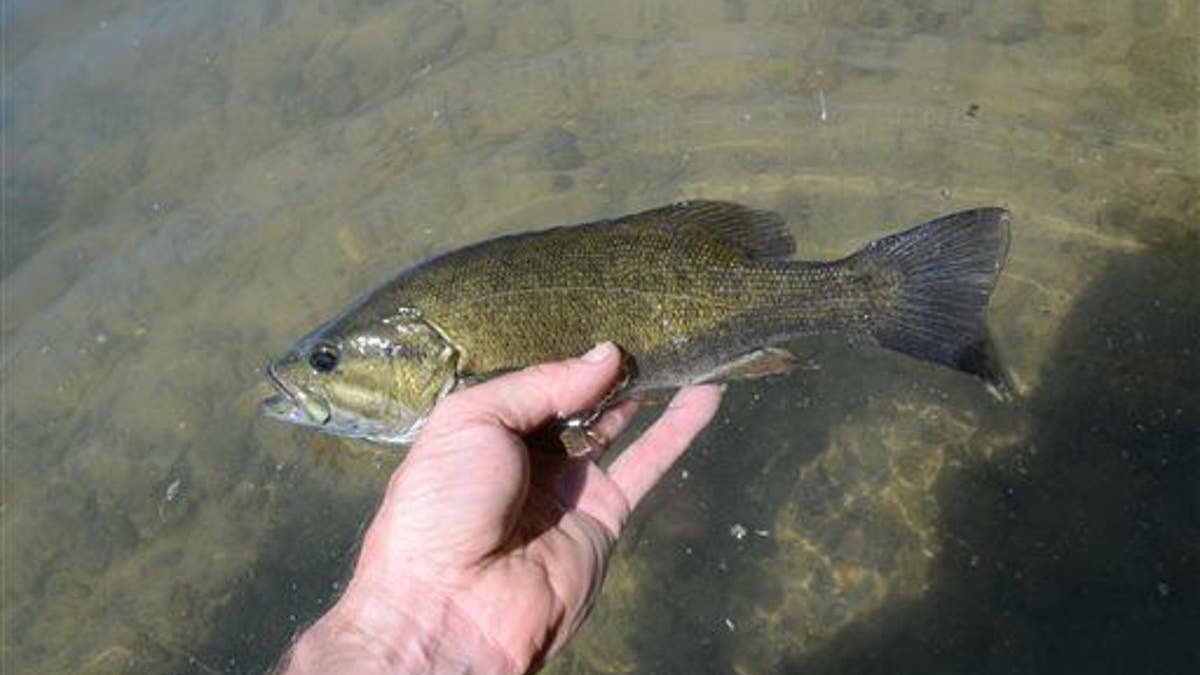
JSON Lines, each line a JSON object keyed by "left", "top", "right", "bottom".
{"left": 184, "top": 446, "right": 395, "bottom": 675}
{"left": 619, "top": 376, "right": 837, "bottom": 673}
{"left": 781, "top": 230, "right": 1200, "bottom": 673}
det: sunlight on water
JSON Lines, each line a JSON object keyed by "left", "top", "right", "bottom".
{"left": 3, "top": 1, "right": 1196, "bottom": 673}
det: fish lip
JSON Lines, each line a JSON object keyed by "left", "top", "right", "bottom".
{"left": 263, "top": 364, "right": 331, "bottom": 426}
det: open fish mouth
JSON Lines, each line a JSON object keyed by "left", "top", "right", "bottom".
{"left": 262, "top": 366, "right": 330, "bottom": 426}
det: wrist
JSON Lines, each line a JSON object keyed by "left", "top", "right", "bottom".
{"left": 278, "top": 579, "right": 525, "bottom": 675}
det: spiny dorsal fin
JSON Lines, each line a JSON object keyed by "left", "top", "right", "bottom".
{"left": 611, "top": 200, "right": 796, "bottom": 260}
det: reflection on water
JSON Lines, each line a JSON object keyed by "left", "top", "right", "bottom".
{"left": 3, "top": 1, "right": 1196, "bottom": 673}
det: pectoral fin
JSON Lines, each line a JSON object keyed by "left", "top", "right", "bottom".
{"left": 692, "top": 347, "right": 811, "bottom": 384}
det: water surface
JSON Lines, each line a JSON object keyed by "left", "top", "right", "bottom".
{"left": 3, "top": 1, "right": 1197, "bottom": 673}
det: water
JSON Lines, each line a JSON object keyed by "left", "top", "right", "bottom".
{"left": 3, "top": 1, "right": 1196, "bottom": 673}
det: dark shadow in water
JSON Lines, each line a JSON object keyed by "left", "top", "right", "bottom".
{"left": 783, "top": 231, "right": 1200, "bottom": 674}
{"left": 187, "top": 450, "right": 386, "bottom": 675}
{"left": 608, "top": 341, "right": 855, "bottom": 674}
{"left": 597, "top": 302, "right": 1014, "bottom": 673}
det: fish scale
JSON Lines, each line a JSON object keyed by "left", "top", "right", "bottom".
{"left": 263, "top": 200, "right": 1010, "bottom": 445}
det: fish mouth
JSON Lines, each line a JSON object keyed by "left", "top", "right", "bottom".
{"left": 262, "top": 365, "right": 331, "bottom": 426}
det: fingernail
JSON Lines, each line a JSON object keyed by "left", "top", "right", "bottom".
{"left": 582, "top": 341, "right": 615, "bottom": 363}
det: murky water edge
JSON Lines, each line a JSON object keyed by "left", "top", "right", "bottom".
{"left": 3, "top": 1, "right": 1196, "bottom": 673}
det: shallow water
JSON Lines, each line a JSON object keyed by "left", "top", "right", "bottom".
{"left": 3, "top": 1, "right": 1197, "bottom": 673}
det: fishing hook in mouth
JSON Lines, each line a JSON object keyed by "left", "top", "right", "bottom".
{"left": 265, "top": 365, "right": 293, "bottom": 400}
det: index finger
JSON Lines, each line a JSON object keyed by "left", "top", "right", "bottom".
{"left": 428, "top": 342, "right": 623, "bottom": 436}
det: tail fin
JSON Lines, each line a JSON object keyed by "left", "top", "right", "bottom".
{"left": 851, "top": 208, "right": 1012, "bottom": 391}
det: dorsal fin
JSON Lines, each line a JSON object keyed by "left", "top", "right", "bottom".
{"left": 609, "top": 200, "right": 796, "bottom": 260}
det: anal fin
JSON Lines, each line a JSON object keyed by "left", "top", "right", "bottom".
{"left": 692, "top": 347, "right": 811, "bottom": 384}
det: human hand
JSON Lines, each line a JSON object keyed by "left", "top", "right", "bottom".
{"left": 278, "top": 342, "right": 723, "bottom": 674}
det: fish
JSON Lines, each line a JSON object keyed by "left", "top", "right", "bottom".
{"left": 262, "top": 200, "right": 1011, "bottom": 448}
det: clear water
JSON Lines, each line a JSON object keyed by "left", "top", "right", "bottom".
{"left": 3, "top": 1, "right": 1196, "bottom": 673}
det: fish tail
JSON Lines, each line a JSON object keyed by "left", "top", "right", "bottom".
{"left": 849, "top": 207, "right": 1013, "bottom": 392}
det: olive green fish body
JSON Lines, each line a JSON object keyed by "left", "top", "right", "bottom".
{"left": 263, "top": 201, "right": 1010, "bottom": 443}
{"left": 374, "top": 206, "right": 866, "bottom": 389}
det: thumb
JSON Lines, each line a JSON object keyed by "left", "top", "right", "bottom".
{"left": 430, "top": 342, "right": 622, "bottom": 435}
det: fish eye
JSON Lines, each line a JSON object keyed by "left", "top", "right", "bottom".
{"left": 308, "top": 343, "right": 340, "bottom": 373}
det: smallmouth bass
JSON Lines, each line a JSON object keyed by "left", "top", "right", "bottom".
{"left": 263, "top": 201, "right": 1010, "bottom": 444}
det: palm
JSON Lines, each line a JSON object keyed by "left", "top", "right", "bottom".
{"left": 342, "top": 346, "right": 721, "bottom": 671}
{"left": 367, "top": 419, "right": 631, "bottom": 662}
